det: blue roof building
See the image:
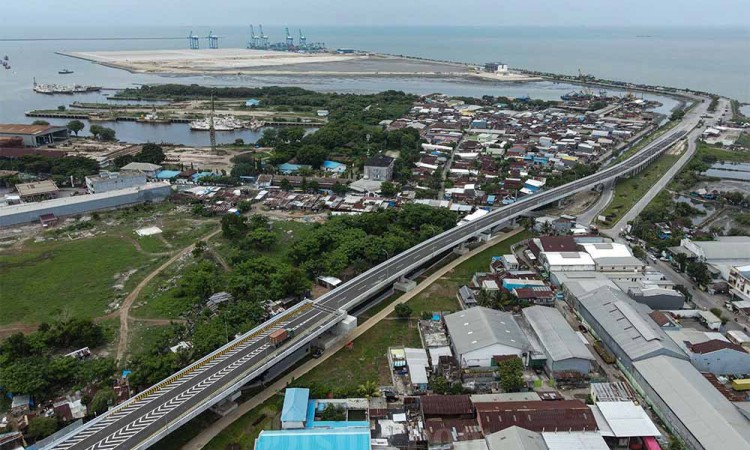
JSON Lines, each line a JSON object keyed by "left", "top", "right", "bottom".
{"left": 255, "top": 427, "right": 370, "bottom": 450}
{"left": 245, "top": 98, "right": 261, "bottom": 107}
{"left": 278, "top": 163, "right": 312, "bottom": 175}
{"left": 322, "top": 160, "right": 347, "bottom": 174}
{"left": 192, "top": 171, "right": 215, "bottom": 182}
{"left": 281, "top": 388, "right": 310, "bottom": 429}
{"left": 155, "top": 170, "right": 181, "bottom": 180}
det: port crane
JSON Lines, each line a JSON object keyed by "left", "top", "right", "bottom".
{"left": 188, "top": 31, "right": 200, "bottom": 49}
{"left": 248, "top": 25, "right": 260, "bottom": 49}
{"left": 285, "top": 27, "right": 294, "bottom": 48}
{"left": 206, "top": 31, "right": 219, "bottom": 49}
{"left": 298, "top": 29, "right": 307, "bottom": 50}
{"left": 259, "top": 25, "right": 269, "bottom": 49}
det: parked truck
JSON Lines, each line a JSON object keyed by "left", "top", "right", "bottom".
{"left": 732, "top": 379, "right": 750, "bottom": 391}
{"left": 269, "top": 328, "right": 294, "bottom": 346}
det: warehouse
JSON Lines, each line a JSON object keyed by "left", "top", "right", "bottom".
{"left": 522, "top": 306, "right": 594, "bottom": 377}
{"left": 673, "top": 237, "right": 750, "bottom": 280}
{"left": 576, "top": 286, "right": 687, "bottom": 371}
{"left": 0, "top": 124, "right": 69, "bottom": 147}
{"left": 444, "top": 307, "right": 530, "bottom": 368}
{"left": 0, "top": 183, "right": 171, "bottom": 227}
{"left": 632, "top": 355, "right": 750, "bottom": 450}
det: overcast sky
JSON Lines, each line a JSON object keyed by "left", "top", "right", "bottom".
{"left": 3, "top": 0, "right": 749, "bottom": 27}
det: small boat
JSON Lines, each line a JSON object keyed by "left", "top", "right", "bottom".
{"left": 59, "top": 69, "right": 74, "bottom": 75}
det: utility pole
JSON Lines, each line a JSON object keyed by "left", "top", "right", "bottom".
{"left": 209, "top": 94, "right": 217, "bottom": 153}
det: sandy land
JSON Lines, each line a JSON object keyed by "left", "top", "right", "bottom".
{"left": 61, "top": 48, "right": 366, "bottom": 74}
{"left": 59, "top": 48, "right": 540, "bottom": 82}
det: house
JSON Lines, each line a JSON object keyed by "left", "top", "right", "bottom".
{"left": 421, "top": 395, "right": 474, "bottom": 420}
{"left": 281, "top": 388, "right": 310, "bottom": 429}
{"left": 522, "top": 306, "right": 595, "bottom": 377}
{"left": 0, "top": 123, "right": 69, "bottom": 147}
{"left": 363, "top": 154, "right": 395, "bottom": 181}
{"left": 457, "top": 285, "right": 478, "bottom": 309}
{"left": 322, "top": 160, "right": 347, "bottom": 175}
{"left": 499, "top": 254, "right": 519, "bottom": 270}
{"left": 729, "top": 265, "right": 750, "bottom": 302}
{"left": 277, "top": 163, "right": 312, "bottom": 175}
{"left": 86, "top": 171, "right": 147, "bottom": 194}
{"left": 528, "top": 236, "right": 578, "bottom": 258}
{"left": 511, "top": 287, "right": 555, "bottom": 306}
{"left": 405, "top": 347, "right": 429, "bottom": 392}
{"left": 444, "top": 307, "right": 530, "bottom": 368}
{"left": 688, "top": 339, "right": 750, "bottom": 376}
{"left": 475, "top": 400, "right": 598, "bottom": 434}
{"left": 674, "top": 237, "right": 750, "bottom": 280}
{"left": 245, "top": 98, "right": 261, "bottom": 107}
{"left": 120, "top": 162, "right": 163, "bottom": 178}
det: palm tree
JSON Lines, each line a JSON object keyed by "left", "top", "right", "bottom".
{"left": 357, "top": 380, "right": 380, "bottom": 399}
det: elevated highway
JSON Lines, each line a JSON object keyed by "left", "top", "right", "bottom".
{"left": 46, "top": 96, "right": 706, "bottom": 450}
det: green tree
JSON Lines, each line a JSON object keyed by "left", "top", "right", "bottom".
{"left": 28, "top": 416, "right": 58, "bottom": 441}
{"left": 280, "top": 178, "right": 293, "bottom": 191}
{"left": 687, "top": 261, "right": 711, "bottom": 286}
{"left": 89, "top": 124, "right": 103, "bottom": 139}
{"left": 89, "top": 388, "right": 116, "bottom": 415}
{"left": 319, "top": 404, "right": 346, "bottom": 421}
{"left": 379, "top": 181, "right": 399, "bottom": 197}
{"left": 673, "top": 253, "right": 688, "bottom": 272}
{"left": 98, "top": 127, "right": 116, "bottom": 142}
{"left": 137, "top": 143, "right": 166, "bottom": 164}
{"left": 221, "top": 214, "right": 248, "bottom": 239}
{"left": 67, "top": 119, "right": 85, "bottom": 136}
{"left": 498, "top": 357, "right": 524, "bottom": 392}
{"left": 332, "top": 182, "right": 348, "bottom": 195}
{"left": 394, "top": 303, "right": 412, "bottom": 319}
{"left": 356, "top": 380, "right": 381, "bottom": 399}
{"left": 32, "top": 120, "right": 50, "bottom": 126}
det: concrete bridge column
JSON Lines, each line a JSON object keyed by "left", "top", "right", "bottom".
{"left": 453, "top": 241, "right": 470, "bottom": 255}
{"left": 394, "top": 276, "right": 417, "bottom": 293}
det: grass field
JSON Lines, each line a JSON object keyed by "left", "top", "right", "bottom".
{"left": 0, "top": 235, "right": 166, "bottom": 325}
{"left": 128, "top": 322, "right": 173, "bottom": 355}
{"left": 697, "top": 141, "right": 750, "bottom": 163}
{"left": 203, "top": 395, "right": 284, "bottom": 450}
{"left": 601, "top": 153, "right": 681, "bottom": 224}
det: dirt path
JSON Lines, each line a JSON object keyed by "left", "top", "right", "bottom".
{"left": 181, "top": 227, "right": 523, "bottom": 450}
{"left": 0, "top": 323, "right": 39, "bottom": 339}
{"left": 207, "top": 246, "right": 230, "bottom": 272}
{"left": 115, "top": 227, "right": 222, "bottom": 362}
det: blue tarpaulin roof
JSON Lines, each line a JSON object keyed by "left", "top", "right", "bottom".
{"left": 156, "top": 170, "right": 181, "bottom": 179}
{"left": 255, "top": 427, "right": 370, "bottom": 450}
{"left": 281, "top": 388, "right": 310, "bottom": 423}
{"left": 192, "top": 171, "right": 214, "bottom": 182}
{"left": 322, "top": 160, "right": 345, "bottom": 169}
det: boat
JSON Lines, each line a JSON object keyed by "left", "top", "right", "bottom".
{"left": 189, "top": 116, "right": 245, "bottom": 131}
{"left": 59, "top": 69, "right": 74, "bottom": 75}
{"left": 32, "top": 79, "right": 102, "bottom": 95}
{"left": 248, "top": 119, "right": 264, "bottom": 131}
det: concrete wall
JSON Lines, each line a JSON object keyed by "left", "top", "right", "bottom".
{"left": 0, "top": 184, "right": 171, "bottom": 227}
{"left": 549, "top": 357, "right": 592, "bottom": 376}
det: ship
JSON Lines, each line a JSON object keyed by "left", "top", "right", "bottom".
{"left": 33, "top": 79, "right": 102, "bottom": 95}
{"left": 59, "top": 69, "right": 74, "bottom": 75}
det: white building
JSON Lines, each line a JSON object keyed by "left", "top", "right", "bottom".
{"left": 729, "top": 265, "right": 750, "bottom": 302}
{"left": 444, "top": 307, "right": 530, "bottom": 368}
{"left": 579, "top": 242, "right": 646, "bottom": 273}
{"left": 540, "top": 252, "right": 596, "bottom": 272}
{"left": 678, "top": 237, "right": 750, "bottom": 280}
{"left": 85, "top": 171, "right": 147, "bottom": 194}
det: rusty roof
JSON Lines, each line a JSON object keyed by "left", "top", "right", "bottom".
{"left": 0, "top": 124, "right": 64, "bottom": 135}
{"left": 691, "top": 339, "right": 747, "bottom": 355}
{"left": 15, "top": 179, "right": 59, "bottom": 197}
{"left": 421, "top": 395, "right": 474, "bottom": 417}
{"left": 476, "top": 400, "right": 597, "bottom": 434}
